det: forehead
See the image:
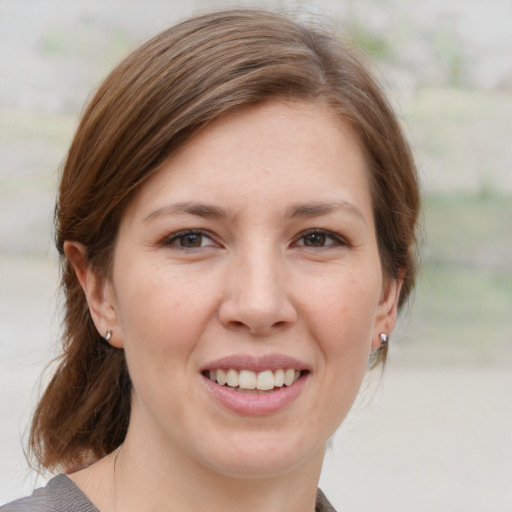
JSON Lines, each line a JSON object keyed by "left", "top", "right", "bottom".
{"left": 124, "top": 100, "right": 373, "bottom": 223}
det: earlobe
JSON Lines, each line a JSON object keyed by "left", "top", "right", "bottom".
{"left": 371, "top": 275, "right": 403, "bottom": 350}
{"left": 63, "top": 241, "right": 123, "bottom": 349}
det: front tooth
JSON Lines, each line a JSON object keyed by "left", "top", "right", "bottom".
{"left": 238, "top": 370, "right": 256, "bottom": 389}
{"left": 209, "top": 370, "right": 217, "bottom": 382}
{"left": 256, "top": 370, "right": 275, "bottom": 391}
{"left": 284, "top": 368, "right": 295, "bottom": 386}
{"left": 226, "top": 368, "right": 239, "bottom": 387}
{"left": 274, "top": 369, "right": 285, "bottom": 387}
{"left": 216, "top": 369, "right": 227, "bottom": 386}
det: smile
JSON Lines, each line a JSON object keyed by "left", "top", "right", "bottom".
{"left": 206, "top": 368, "right": 303, "bottom": 393}
{"left": 200, "top": 355, "right": 310, "bottom": 414}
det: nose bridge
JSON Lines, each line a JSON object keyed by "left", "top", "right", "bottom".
{"left": 220, "top": 239, "right": 296, "bottom": 335}
{"left": 241, "top": 243, "right": 281, "bottom": 304}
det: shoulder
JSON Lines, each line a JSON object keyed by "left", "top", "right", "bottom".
{"left": 3, "top": 477, "right": 334, "bottom": 512}
{"left": 316, "top": 488, "right": 338, "bottom": 512}
{"left": 0, "top": 474, "right": 98, "bottom": 512}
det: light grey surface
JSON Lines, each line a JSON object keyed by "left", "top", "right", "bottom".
{"left": 0, "top": 255, "right": 59, "bottom": 502}
{"left": 321, "top": 366, "right": 512, "bottom": 512}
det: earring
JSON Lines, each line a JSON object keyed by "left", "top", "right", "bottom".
{"left": 379, "top": 332, "right": 389, "bottom": 348}
{"left": 104, "top": 330, "right": 112, "bottom": 342}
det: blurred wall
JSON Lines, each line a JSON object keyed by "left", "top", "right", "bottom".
{"left": 1, "top": 1, "right": 511, "bottom": 510}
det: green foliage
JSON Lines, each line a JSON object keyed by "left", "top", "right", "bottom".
{"left": 349, "top": 22, "right": 393, "bottom": 59}
{"left": 40, "top": 28, "right": 70, "bottom": 56}
{"left": 39, "top": 16, "right": 135, "bottom": 68}
{"left": 406, "top": 193, "right": 512, "bottom": 365}
{"left": 431, "top": 26, "right": 468, "bottom": 87}
{"left": 424, "top": 193, "right": 512, "bottom": 264}
{"left": 404, "top": 89, "right": 511, "bottom": 197}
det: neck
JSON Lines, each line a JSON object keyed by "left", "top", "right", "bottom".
{"left": 69, "top": 401, "right": 327, "bottom": 512}
{"left": 110, "top": 428, "right": 325, "bottom": 512}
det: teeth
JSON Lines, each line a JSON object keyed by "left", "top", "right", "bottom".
{"left": 238, "top": 370, "right": 256, "bottom": 389}
{"left": 284, "top": 368, "right": 295, "bottom": 386}
{"left": 208, "top": 368, "right": 303, "bottom": 391}
{"left": 216, "top": 369, "right": 227, "bottom": 386}
{"left": 256, "top": 370, "right": 274, "bottom": 391}
{"left": 274, "top": 368, "right": 284, "bottom": 387}
{"left": 226, "top": 368, "right": 238, "bottom": 387}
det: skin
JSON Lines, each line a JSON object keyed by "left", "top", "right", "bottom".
{"left": 65, "top": 100, "right": 401, "bottom": 512}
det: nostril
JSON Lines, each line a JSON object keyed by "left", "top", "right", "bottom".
{"left": 228, "top": 320, "right": 247, "bottom": 330}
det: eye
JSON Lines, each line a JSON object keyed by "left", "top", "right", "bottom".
{"left": 164, "top": 230, "right": 217, "bottom": 249}
{"left": 294, "top": 229, "right": 345, "bottom": 248}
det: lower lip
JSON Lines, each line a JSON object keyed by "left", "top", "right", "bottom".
{"left": 201, "top": 373, "right": 308, "bottom": 416}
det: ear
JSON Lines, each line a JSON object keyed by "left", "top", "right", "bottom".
{"left": 371, "top": 273, "right": 403, "bottom": 350}
{"left": 63, "top": 241, "right": 123, "bottom": 349}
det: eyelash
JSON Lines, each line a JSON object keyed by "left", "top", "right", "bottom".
{"left": 162, "top": 228, "right": 346, "bottom": 250}
{"left": 162, "top": 229, "right": 217, "bottom": 250}
{"left": 293, "top": 229, "right": 347, "bottom": 249}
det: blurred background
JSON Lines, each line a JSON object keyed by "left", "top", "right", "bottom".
{"left": 0, "top": 0, "right": 511, "bottom": 510}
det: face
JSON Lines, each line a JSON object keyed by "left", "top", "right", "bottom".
{"left": 91, "top": 100, "right": 399, "bottom": 478}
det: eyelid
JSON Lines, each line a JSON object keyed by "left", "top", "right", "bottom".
{"left": 162, "top": 229, "right": 219, "bottom": 249}
{"left": 293, "top": 228, "right": 347, "bottom": 247}
{"left": 160, "top": 228, "right": 347, "bottom": 250}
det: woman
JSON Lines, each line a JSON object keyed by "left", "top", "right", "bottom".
{"left": 1, "top": 8, "right": 420, "bottom": 512}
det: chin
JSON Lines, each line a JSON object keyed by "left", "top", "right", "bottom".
{"left": 196, "top": 430, "right": 326, "bottom": 479}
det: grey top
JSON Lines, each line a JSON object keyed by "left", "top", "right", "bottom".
{"left": 1, "top": 474, "right": 336, "bottom": 511}
{"left": 0, "top": 474, "right": 98, "bottom": 512}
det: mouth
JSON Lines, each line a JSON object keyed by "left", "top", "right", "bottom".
{"left": 201, "top": 368, "right": 308, "bottom": 394}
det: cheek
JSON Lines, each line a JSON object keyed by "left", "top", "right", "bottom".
{"left": 113, "top": 261, "right": 219, "bottom": 370}
{"left": 303, "top": 266, "right": 382, "bottom": 355}
{"left": 305, "top": 272, "right": 381, "bottom": 431}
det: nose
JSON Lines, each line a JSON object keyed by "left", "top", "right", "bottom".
{"left": 218, "top": 247, "right": 297, "bottom": 337}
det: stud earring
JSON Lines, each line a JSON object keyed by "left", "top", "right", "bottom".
{"left": 104, "top": 330, "right": 112, "bottom": 342}
{"left": 379, "top": 332, "right": 389, "bottom": 348}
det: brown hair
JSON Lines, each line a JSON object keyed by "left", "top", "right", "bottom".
{"left": 29, "top": 8, "right": 420, "bottom": 472}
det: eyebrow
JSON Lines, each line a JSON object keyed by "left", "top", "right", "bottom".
{"left": 143, "top": 201, "right": 230, "bottom": 222}
{"left": 143, "top": 200, "right": 366, "bottom": 224}
{"left": 286, "top": 201, "right": 366, "bottom": 224}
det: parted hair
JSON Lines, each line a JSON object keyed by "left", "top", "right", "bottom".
{"left": 29, "top": 8, "right": 420, "bottom": 472}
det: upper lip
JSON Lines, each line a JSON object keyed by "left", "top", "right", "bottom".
{"left": 201, "top": 354, "right": 310, "bottom": 373}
